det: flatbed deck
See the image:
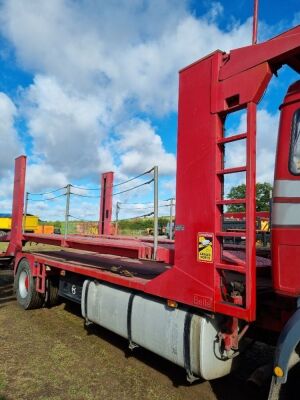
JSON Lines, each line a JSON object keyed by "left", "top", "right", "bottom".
{"left": 31, "top": 249, "right": 169, "bottom": 279}
{"left": 24, "top": 243, "right": 271, "bottom": 283}
{"left": 23, "top": 233, "right": 174, "bottom": 264}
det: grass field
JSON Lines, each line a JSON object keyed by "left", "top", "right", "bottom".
{"left": 0, "top": 242, "right": 7, "bottom": 252}
{"left": 0, "top": 241, "right": 61, "bottom": 254}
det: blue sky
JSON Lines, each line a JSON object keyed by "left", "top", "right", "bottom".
{"left": 0, "top": 0, "right": 299, "bottom": 221}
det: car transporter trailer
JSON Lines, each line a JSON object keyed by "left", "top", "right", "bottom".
{"left": 2, "top": 11, "right": 300, "bottom": 400}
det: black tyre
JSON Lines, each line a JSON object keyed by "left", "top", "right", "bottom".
{"left": 14, "top": 258, "right": 45, "bottom": 309}
{"left": 46, "top": 276, "right": 60, "bottom": 306}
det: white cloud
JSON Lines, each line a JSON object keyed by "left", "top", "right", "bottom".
{"left": 26, "top": 163, "right": 68, "bottom": 193}
{"left": 0, "top": 92, "right": 23, "bottom": 176}
{"left": 0, "top": 0, "right": 255, "bottom": 189}
{"left": 116, "top": 119, "right": 176, "bottom": 176}
{"left": 23, "top": 75, "right": 116, "bottom": 179}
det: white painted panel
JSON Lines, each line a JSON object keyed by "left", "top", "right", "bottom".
{"left": 273, "top": 180, "right": 300, "bottom": 197}
{"left": 272, "top": 203, "right": 300, "bottom": 225}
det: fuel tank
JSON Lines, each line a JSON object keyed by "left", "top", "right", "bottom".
{"left": 81, "top": 280, "right": 234, "bottom": 380}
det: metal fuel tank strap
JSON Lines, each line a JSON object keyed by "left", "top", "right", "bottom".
{"left": 127, "top": 292, "right": 138, "bottom": 350}
{"left": 184, "top": 312, "right": 199, "bottom": 383}
{"left": 84, "top": 280, "right": 92, "bottom": 326}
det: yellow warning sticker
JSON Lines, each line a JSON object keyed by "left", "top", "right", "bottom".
{"left": 197, "top": 233, "right": 213, "bottom": 263}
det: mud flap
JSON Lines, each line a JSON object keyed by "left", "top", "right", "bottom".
{"left": 268, "top": 303, "right": 300, "bottom": 400}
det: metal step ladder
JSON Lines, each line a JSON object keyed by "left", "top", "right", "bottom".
{"left": 214, "top": 102, "right": 257, "bottom": 321}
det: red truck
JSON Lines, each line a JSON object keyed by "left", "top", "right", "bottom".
{"left": 1, "top": 18, "right": 300, "bottom": 400}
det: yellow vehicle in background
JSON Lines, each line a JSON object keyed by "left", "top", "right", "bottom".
{"left": 0, "top": 213, "right": 39, "bottom": 233}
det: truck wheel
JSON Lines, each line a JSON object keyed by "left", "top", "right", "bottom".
{"left": 47, "top": 276, "right": 60, "bottom": 306}
{"left": 15, "top": 258, "right": 45, "bottom": 309}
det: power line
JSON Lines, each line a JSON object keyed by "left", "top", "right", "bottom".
{"left": 68, "top": 214, "right": 98, "bottom": 221}
{"left": 112, "top": 168, "right": 153, "bottom": 188}
{"left": 26, "top": 168, "right": 154, "bottom": 196}
{"left": 70, "top": 192, "right": 101, "bottom": 199}
{"left": 113, "top": 178, "right": 154, "bottom": 196}
{"left": 119, "top": 211, "right": 154, "bottom": 220}
{"left": 119, "top": 204, "right": 171, "bottom": 211}
{"left": 69, "top": 214, "right": 83, "bottom": 220}
{"left": 28, "top": 186, "right": 66, "bottom": 196}
{"left": 70, "top": 184, "right": 101, "bottom": 191}
{"left": 118, "top": 198, "right": 175, "bottom": 206}
{"left": 28, "top": 193, "right": 67, "bottom": 202}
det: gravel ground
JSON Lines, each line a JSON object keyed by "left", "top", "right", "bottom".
{"left": 0, "top": 266, "right": 298, "bottom": 400}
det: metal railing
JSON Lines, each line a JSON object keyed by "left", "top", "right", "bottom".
{"left": 24, "top": 166, "right": 175, "bottom": 259}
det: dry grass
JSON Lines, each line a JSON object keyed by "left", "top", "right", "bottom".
{"left": 0, "top": 241, "right": 62, "bottom": 254}
{"left": 0, "top": 272, "right": 219, "bottom": 400}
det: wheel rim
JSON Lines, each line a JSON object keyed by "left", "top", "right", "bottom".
{"left": 19, "top": 270, "right": 29, "bottom": 298}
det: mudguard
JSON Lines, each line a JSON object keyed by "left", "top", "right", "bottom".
{"left": 268, "top": 304, "right": 300, "bottom": 399}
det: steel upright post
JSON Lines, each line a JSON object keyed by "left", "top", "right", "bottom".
{"left": 99, "top": 172, "right": 114, "bottom": 235}
{"left": 252, "top": 0, "right": 259, "bottom": 45}
{"left": 23, "top": 191, "right": 29, "bottom": 233}
{"left": 169, "top": 198, "right": 174, "bottom": 240}
{"left": 6, "top": 156, "right": 27, "bottom": 256}
{"left": 64, "top": 184, "right": 71, "bottom": 239}
{"left": 153, "top": 166, "right": 159, "bottom": 260}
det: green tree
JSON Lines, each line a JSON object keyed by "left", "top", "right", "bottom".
{"left": 227, "top": 182, "right": 272, "bottom": 212}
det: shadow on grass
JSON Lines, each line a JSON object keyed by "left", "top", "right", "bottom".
{"left": 0, "top": 271, "right": 14, "bottom": 307}
{"left": 63, "top": 301, "right": 202, "bottom": 388}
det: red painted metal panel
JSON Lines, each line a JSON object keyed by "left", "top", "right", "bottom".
{"left": 220, "top": 25, "right": 300, "bottom": 80}
{"left": 272, "top": 81, "right": 300, "bottom": 296}
{"left": 99, "top": 171, "right": 114, "bottom": 235}
{"left": 213, "top": 63, "right": 272, "bottom": 113}
{"left": 172, "top": 52, "right": 218, "bottom": 313}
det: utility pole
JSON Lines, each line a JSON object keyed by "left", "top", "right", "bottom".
{"left": 153, "top": 166, "right": 158, "bottom": 260}
{"left": 169, "top": 198, "right": 174, "bottom": 240}
{"left": 64, "top": 184, "right": 71, "bottom": 239}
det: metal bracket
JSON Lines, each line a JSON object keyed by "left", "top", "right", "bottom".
{"left": 186, "top": 371, "right": 199, "bottom": 384}
{"left": 128, "top": 341, "right": 139, "bottom": 351}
